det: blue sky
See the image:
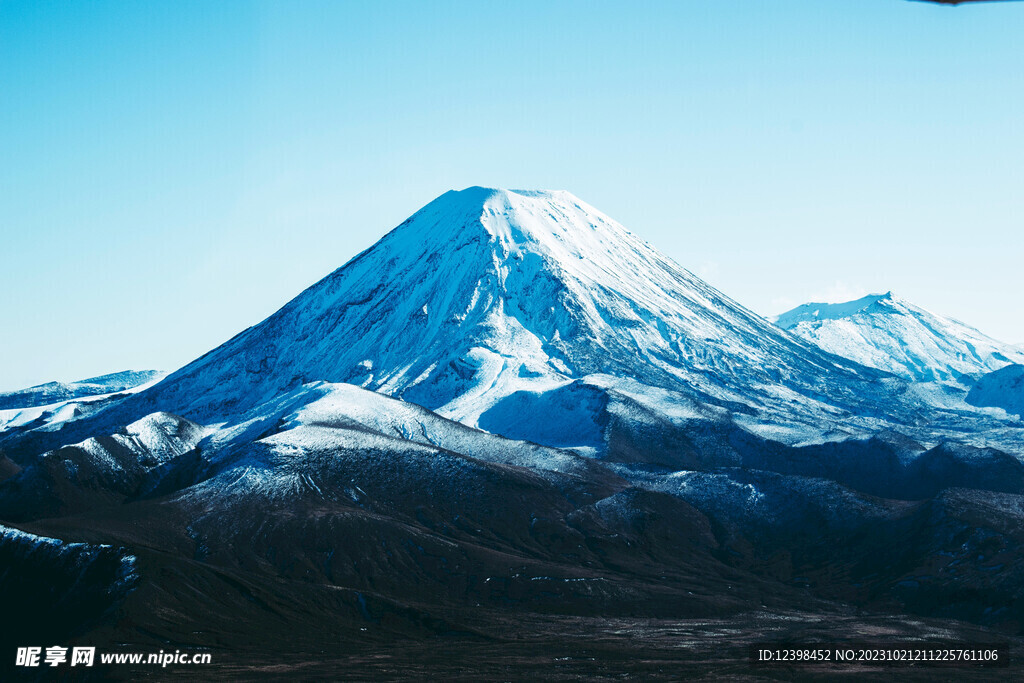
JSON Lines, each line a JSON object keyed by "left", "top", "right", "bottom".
{"left": 2, "top": 0, "right": 1022, "bottom": 390}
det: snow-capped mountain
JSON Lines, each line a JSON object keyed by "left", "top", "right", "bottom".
{"left": 4, "top": 188, "right": 1024, "bottom": 666}
{"left": 774, "top": 293, "right": 1024, "bottom": 383}
{"left": 0, "top": 370, "right": 164, "bottom": 410}
{"left": 7, "top": 189, "right": 1023, "bottom": 461}
{"left": 115, "top": 187, "right": 909, "bottom": 450}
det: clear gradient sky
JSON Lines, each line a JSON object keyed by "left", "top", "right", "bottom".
{"left": 2, "top": 0, "right": 1022, "bottom": 391}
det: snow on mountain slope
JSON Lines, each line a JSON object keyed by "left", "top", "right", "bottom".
{"left": 967, "top": 365, "right": 1024, "bottom": 419}
{"left": 203, "top": 381, "right": 604, "bottom": 479}
{"left": 0, "top": 380, "right": 615, "bottom": 521}
{"left": 170, "top": 381, "right": 631, "bottom": 526}
{"left": 0, "top": 370, "right": 164, "bottom": 410}
{"left": 117, "top": 187, "right": 907, "bottom": 448}
{"left": 775, "top": 293, "right": 1024, "bottom": 383}
{"left": 0, "top": 411, "right": 205, "bottom": 520}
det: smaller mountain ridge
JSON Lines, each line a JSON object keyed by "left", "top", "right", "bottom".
{"left": 967, "top": 364, "right": 1024, "bottom": 419}
{"left": 775, "top": 292, "right": 898, "bottom": 327}
{"left": 774, "top": 292, "right": 1024, "bottom": 383}
{"left": 0, "top": 370, "right": 164, "bottom": 411}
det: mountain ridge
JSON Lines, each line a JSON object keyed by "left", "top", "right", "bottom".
{"left": 775, "top": 292, "right": 1024, "bottom": 383}
{"left": 0, "top": 370, "right": 164, "bottom": 411}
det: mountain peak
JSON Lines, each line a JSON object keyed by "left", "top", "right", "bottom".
{"left": 403, "top": 186, "right": 624, "bottom": 254}
{"left": 117, "top": 187, "right": 889, "bottom": 438}
{"left": 0, "top": 370, "right": 164, "bottom": 412}
{"left": 776, "top": 292, "right": 1024, "bottom": 383}
{"left": 423, "top": 186, "right": 581, "bottom": 215}
{"left": 773, "top": 292, "right": 900, "bottom": 328}
{"left": 447, "top": 186, "right": 575, "bottom": 201}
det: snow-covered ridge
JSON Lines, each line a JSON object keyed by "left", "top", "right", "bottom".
{"left": 775, "top": 292, "right": 1024, "bottom": 383}
{"left": 775, "top": 292, "right": 898, "bottom": 327}
{"left": 0, "top": 370, "right": 166, "bottom": 434}
{"left": 0, "top": 370, "right": 164, "bottom": 410}
{"left": 1, "top": 523, "right": 125, "bottom": 555}
{"left": 0, "top": 524, "right": 139, "bottom": 598}
{"left": 203, "top": 381, "right": 595, "bottom": 477}
{"left": 55, "top": 411, "right": 206, "bottom": 473}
